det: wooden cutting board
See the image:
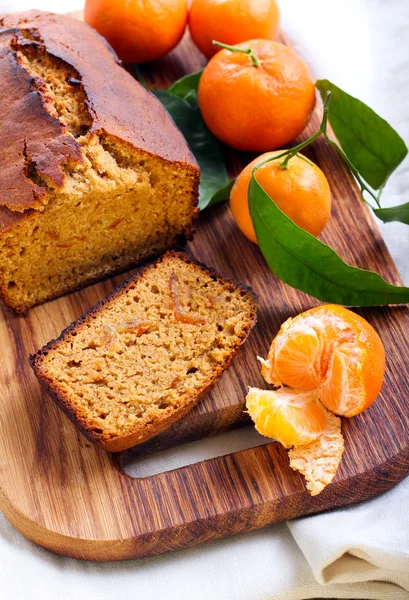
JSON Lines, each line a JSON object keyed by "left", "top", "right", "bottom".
{"left": 1, "top": 19, "right": 409, "bottom": 561}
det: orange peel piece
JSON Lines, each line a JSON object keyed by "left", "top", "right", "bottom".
{"left": 289, "top": 409, "right": 344, "bottom": 496}
{"left": 169, "top": 273, "right": 206, "bottom": 326}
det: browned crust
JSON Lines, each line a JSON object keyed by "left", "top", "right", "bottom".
{"left": 0, "top": 205, "right": 34, "bottom": 233}
{"left": 0, "top": 27, "right": 84, "bottom": 212}
{"left": 0, "top": 10, "right": 199, "bottom": 212}
{"left": 29, "top": 251, "right": 257, "bottom": 452}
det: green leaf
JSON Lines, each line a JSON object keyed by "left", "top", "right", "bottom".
{"left": 154, "top": 90, "right": 229, "bottom": 210}
{"left": 167, "top": 70, "right": 203, "bottom": 105}
{"left": 204, "top": 178, "right": 235, "bottom": 210}
{"left": 374, "top": 202, "right": 409, "bottom": 225}
{"left": 316, "top": 80, "right": 408, "bottom": 190}
{"left": 249, "top": 172, "right": 409, "bottom": 306}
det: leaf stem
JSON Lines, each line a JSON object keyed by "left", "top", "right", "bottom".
{"left": 279, "top": 91, "right": 333, "bottom": 169}
{"left": 250, "top": 89, "right": 379, "bottom": 211}
{"left": 251, "top": 132, "right": 321, "bottom": 174}
{"left": 377, "top": 185, "right": 385, "bottom": 204}
{"left": 296, "top": 153, "right": 315, "bottom": 167}
{"left": 319, "top": 91, "right": 331, "bottom": 135}
{"left": 326, "top": 137, "right": 381, "bottom": 208}
{"left": 279, "top": 133, "right": 321, "bottom": 169}
{"left": 212, "top": 40, "right": 262, "bottom": 67}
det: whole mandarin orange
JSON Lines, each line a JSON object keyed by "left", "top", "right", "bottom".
{"left": 84, "top": 0, "right": 188, "bottom": 63}
{"left": 188, "top": 0, "right": 280, "bottom": 59}
{"left": 198, "top": 39, "right": 316, "bottom": 152}
{"left": 230, "top": 151, "right": 332, "bottom": 243}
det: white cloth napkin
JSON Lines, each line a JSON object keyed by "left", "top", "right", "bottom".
{"left": 2, "top": 477, "right": 409, "bottom": 599}
{"left": 1, "top": 1, "right": 409, "bottom": 598}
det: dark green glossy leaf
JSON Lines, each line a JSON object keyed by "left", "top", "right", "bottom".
{"left": 204, "top": 178, "right": 235, "bottom": 209}
{"left": 316, "top": 80, "right": 408, "bottom": 190}
{"left": 168, "top": 70, "right": 203, "bottom": 105}
{"left": 374, "top": 202, "right": 409, "bottom": 225}
{"left": 154, "top": 90, "right": 229, "bottom": 210}
{"left": 249, "top": 173, "right": 409, "bottom": 305}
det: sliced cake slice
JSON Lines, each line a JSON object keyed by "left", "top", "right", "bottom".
{"left": 30, "top": 252, "right": 257, "bottom": 452}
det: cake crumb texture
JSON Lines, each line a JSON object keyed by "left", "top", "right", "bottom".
{"left": 31, "top": 252, "right": 257, "bottom": 451}
{"left": 0, "top": 11, "right": 199, "bottom": 313}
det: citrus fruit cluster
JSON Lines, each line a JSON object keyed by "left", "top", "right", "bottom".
{"left": 84, "top": 0, "right": 331, "bottom": 239}
{"left": 85, "top": 0, "right": 280, "bottom": 63}
{"left": 246, "top": 305, "right": 385, "bottom": 494}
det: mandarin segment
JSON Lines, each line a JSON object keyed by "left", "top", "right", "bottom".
{"left": 319, "top": 343, "right": 363, "bottom": 416}
{"left": 322, "top": 306, "right": 385, "bottom": 417}
{"left": 289, "top": 410, "right": 344, "bottom": 496}
{"left": 263, "top": 321, "right": 324, "bottom": 390}
{"left": 246, "top": 387, "right": 328, "bottom": 448}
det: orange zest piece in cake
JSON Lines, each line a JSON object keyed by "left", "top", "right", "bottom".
{"left": 169, "top": 272, "right": 206, "bottom": 326}
{"left": 116, "top": 319, "right": 152, "bottom": 336}
{"left": 102, "top": 319, "right": 152, "bottom": 345}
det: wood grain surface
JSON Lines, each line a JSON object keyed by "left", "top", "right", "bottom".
{"left": 1, "top": 16, "right": 409, "bottom": 561}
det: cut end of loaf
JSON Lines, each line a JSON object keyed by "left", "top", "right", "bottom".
{"left": 30, "top": 252, "right": 257, "bottom": 451}
{"left": 0, "top": 134, "right": 199, "bottom": 313}
{"left": 0, "top": 11, "right": 199, "bottom": 313}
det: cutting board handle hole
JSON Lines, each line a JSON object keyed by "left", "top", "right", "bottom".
{"left": 122, "top": 426, "right": 269, "bottom": 479}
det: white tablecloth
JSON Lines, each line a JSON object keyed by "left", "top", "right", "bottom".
{"left": 1, "top": 1, "right": 409, "bottom": 599}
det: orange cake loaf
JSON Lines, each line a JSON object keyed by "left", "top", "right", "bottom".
{"left": 30, "top": 252, "right": 257, "bottom": 451}
{"left": 0, "top": 11, "right": 199, "bottom": 313}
